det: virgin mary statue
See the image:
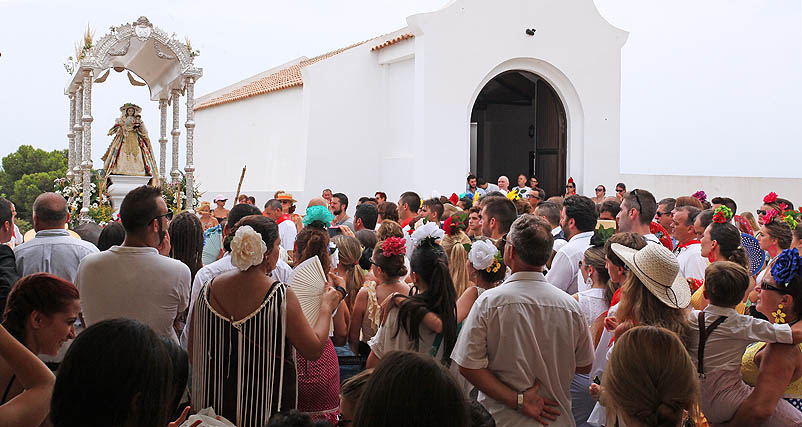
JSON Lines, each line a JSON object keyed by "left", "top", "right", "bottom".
{"left": 100, "top": 103, "right": 160, "bottom": 189}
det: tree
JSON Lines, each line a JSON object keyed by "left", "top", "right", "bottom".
{"left": 0, "top": 145, "right": 68, "bottom": 221}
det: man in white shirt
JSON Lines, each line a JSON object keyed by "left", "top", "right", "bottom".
{"left": 181, "top": 203, "right": 291, "bottom": 348}
{"left": 76, "top": 185, "right": 190, "bottom": 343}
{"left": 547, "top": 195, "right": 598, "bottom": 294}
{"left": 453, "top": 214, "right": 594, "bottom": 427}
{"left": 535, "top": 201, "right": 567, "bottom": 253}
{"left": 263, "top": 199, "right": 297, "bottom": 252}
{"left": 497, "top": 175, "right": 510, "bottom": 194}
{"left": 672, "top": 206, "right": 707, "bottom": 281}
{"left": 15, "top": 192, "right": 98, "bottom": 282}
{"left": 617, "top": 188, "right": 661, "bottom": 245}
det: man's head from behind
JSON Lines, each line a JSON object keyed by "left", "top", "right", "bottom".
{"left": 354, "top": 203, "right": 379, "bottom": 231}
{"left": 222, "top": 203, "right": 263, "bottom": 252}
{"left": 263, "top": 199, "right": 283, "bottom": 221}
{"left": 0, "top": 198, "right": 13, "bottom": 243}
{"left": 560, "top": 195, "right": 598, "bottom": 239}
{"left": 617, "top": 189, "right": 657, "bottom": 232}
{"left": 506, "top": 214, "right": 553, "bottom": 271}
{"left": 534, "top": 201, "right": 561, "bottom": 229}
{"left": 119, "top": 186, "right": 166, "bottom": 247}
{"left": 32, "top": 192, "right": 69, "bottom": 231}
{"left": 481, "top": 197, "right": 517, "bottom": 239}
{"left": 599, "top": 199, "right": 621, "bottom": 221}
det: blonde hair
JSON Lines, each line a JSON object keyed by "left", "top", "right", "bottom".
{"left": 332, "top": 235, "right": 365, "bottom": 311}
{"left": 604, "top": 326, "right": 699, "bottom": 427}
{"left": 376, "top": 220, "right": 404, "bottom": 241}
{"left": 440, "top": 231, "right": 471, "bottom": 297}
{"left": 740, "top": 211, "right": 759, "bottom": 236}
{"left": 616, "top": 274, "right": 691, "bottom": 346}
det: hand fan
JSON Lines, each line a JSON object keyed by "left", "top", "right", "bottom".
{"left": 741, "top": 233, "right": 766, "bottom": 277}
{"left": 289, "top": 256, "right": 330, "bottom": 329}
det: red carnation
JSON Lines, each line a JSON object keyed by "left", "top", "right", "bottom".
{"left": 382, "top": 237, "right": 407, "bottom": 257}
{"left": 764, "top": 192, "right": 778, "bottom": 204}
{"left": 449, "top": 193, "right": 459, "bottom": 205}
{"left": 713, "top": 212, "right": 727, "bottom": 224}
{"left": 780, "top": 202, "right": 789, "bottom": 213}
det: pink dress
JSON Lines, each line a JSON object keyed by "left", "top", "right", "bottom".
{"left": 296, "top": 338, "right": 340, "bottom": 423}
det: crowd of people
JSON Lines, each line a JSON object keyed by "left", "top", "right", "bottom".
{"left": 0, "top": 173, "right": 802, "bottom": 427}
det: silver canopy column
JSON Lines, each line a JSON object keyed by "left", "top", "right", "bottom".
{"left": 171, "top": 89, "right": 181, "bottom": 184}
{"left": 80, "top": 69, "right": 94, "bottom": 221}
{"left": 184, "top": 76, "right": 196, "bottom": 211}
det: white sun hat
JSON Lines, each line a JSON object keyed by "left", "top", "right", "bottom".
{"left": 610, "top": 242, "right": 691, "bottom": 309}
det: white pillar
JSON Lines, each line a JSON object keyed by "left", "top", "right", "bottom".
{"left": 72, "top": 87, "right": 83, "bottom": 183}
{"left": 66, "top": 92, "right": 76, "bottom": 181}
{"left": 184, "top": 77, "right": 196, "bottom": 212}
{"left": 80, "top": 70, "right": 94, "bottom": 222}
{"left": 159, "top": 98, "right": 168, "bottom": 178}
{"left": 170, "top": 89, "right": 181, "bottom": 183}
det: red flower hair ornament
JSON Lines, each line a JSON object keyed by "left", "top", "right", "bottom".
{"left": 381, "top": 237, "right": 407, "bottom": 257}
{"left": 764, "top": 192, "right": 778, "bottom": 204}
{"left": 443, "top": 212, "right": 468, "bottom": 236}
{"left": 763, "top": 209, "right": 779, "bottom": 225}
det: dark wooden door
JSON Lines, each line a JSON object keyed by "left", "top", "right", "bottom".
{"left": 533, "top": 80, "right": 567, "bottom": 198}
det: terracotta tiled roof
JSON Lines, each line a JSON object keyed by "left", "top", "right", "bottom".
{"left": 195, "top": 41, "right": 367, "bottom": 111}
{"left": 370, "top": 33, "right": 414, "bottom": 51}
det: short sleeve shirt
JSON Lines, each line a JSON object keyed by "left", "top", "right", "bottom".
{"left": 452, "top": 271, "right": 594, "bottom": 427}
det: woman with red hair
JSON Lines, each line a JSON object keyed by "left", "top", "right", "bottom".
{"left": 0, "top": 273, "right": 80, "bottom": 421}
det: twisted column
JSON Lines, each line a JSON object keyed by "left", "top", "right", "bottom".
{"left": 170, "top": 89, "right": 181, "bottom": 183}
{"left": 66, "top": 93, "right": 76, "bottom": 181}
{"left": 80, "top": 70, "right": 94, "bottom": 222}
{"left": 184, "top": 77, "right": 196, "bottom": 212}
{"left": 159, "top": 98, "right": 168, "bottom": 178}
{"left": 72, "top": 88, "right": 83, "bottom": 183}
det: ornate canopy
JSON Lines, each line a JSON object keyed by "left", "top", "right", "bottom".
{"left": 65, "top": 16, "right": 202, "bottom": 220}
{"left": 64, "top": 16, "right": 202, "bottom": 100}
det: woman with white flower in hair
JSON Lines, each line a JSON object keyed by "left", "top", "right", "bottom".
{"left": 456, "top": 239, "right": 506, "bottom": 323}
{"left": 188, "top": 215, "right": 345, "bottom": 427}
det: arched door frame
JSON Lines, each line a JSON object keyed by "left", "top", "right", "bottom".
{"left": 467, "top": 57, "right": 584, "bottom": 192}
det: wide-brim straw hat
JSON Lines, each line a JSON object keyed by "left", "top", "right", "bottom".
{"left": 611, "top": 243, "right": 691, "bottom": 309}
{"left": 277, "top": 193, "right": 297, "bottom": 203}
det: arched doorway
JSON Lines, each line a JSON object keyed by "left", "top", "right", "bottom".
{"left": 470, "top": 70, "right": 567, "bottom": 197}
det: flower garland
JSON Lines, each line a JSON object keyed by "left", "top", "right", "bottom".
{"left": 443, "top": 212, "right": 468, "bottom": 236}
{"left": 692, "top": 190, "right": 707, "bottom": 204}
{"left": 381, "top": 237, "right": 407, "bottom": 257}
{"left": 712, "top": 205, "right": 733, "bottom": 224}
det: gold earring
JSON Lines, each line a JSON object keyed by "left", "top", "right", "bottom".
{"left": 772, "top": 303, "right": 787, "bottom": 324}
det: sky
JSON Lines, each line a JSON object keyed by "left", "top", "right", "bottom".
{"left": 1, "top": 0, "right": 801, "bottom": 178}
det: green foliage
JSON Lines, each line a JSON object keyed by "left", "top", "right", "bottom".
{"left": 0, "top": 145, "right": 68, "bottom": 221}
{"left": 14, "top": 218, "right": 31, "bottom": 235}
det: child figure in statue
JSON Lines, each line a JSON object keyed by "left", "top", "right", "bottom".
{"left": 100, "top": 103, "right": 160, "bottom": 189}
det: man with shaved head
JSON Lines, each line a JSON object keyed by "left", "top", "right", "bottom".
{"left": 14, "top": 192, "right": 98, "bottom": 281}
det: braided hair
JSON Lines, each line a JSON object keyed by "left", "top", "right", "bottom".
{"left": 168, "top": 212, "right": 204, "bottom": 282}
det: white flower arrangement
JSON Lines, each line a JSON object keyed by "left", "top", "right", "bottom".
{"left": 407, "top": 221, "right": 446, "bottom": 256}
{"left": 468, "top": 240, "right": 499, "bottom": 270}
{"left": 230, "top": 225, "right": 267, "bottom": 272}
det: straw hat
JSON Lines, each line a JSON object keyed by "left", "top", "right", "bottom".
{"left": 610, "top": 243, "right": 691, "bottom": 309}
{"left": 277, "top": 193, "right": 297, "bottom": 203}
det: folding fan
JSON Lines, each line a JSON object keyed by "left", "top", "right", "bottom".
{"left": 289, "top": 256, "right": 331, "bottom": 331}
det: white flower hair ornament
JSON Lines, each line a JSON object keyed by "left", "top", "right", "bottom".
{"left": 411, "top": 221, "right": 445, "bottom": 248}
{"left": 468, "top": 240, "right": 499, "bottom": 271}
{"left": 230, "top": 225, "right": 268, "bottom": 271}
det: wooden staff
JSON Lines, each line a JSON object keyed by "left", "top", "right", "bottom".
{"left": 234, "top": 165, "right": 246, "bottom": 201}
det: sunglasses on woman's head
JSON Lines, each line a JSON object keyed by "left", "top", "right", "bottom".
{"left": 760, "top": 280, "right": 790, "bottom": 294}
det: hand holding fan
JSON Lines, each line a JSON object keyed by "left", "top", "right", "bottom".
{"left": 289, "top": 256, "right": 328, "bottom": 327}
